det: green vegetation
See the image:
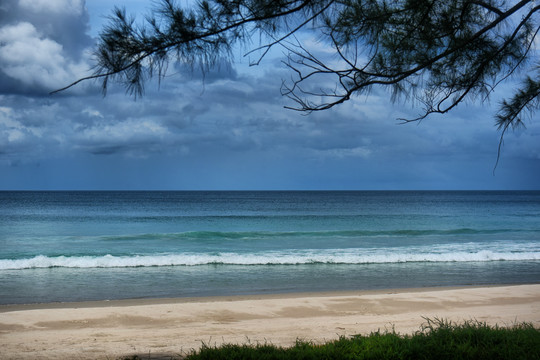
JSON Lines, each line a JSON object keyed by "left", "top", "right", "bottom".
{"left": 124, "top": 319, "right": 540, "bottom": 360}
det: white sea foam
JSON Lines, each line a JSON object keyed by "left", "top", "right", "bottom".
{"left": 1, "top": 247, "right": 540, "bottom": 270}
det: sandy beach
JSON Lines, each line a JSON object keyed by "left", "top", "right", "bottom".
{"left": 1, "top": 284, "right": 539, "bottom": 359}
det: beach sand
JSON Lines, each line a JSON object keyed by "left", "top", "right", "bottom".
{"left": 1, "top": 284, "right": 539, "bottom": 360}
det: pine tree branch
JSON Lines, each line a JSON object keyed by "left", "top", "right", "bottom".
{"left": 51, "top": 0, "right": 320, "bottom": 95}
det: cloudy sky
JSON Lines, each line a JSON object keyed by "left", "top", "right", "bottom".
{"left": 1, "top": 0, "right": 539, "bottom": 190}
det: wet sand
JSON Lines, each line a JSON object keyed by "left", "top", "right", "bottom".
{"left": 1, "top": 284, "right": 539, "bottom": 359}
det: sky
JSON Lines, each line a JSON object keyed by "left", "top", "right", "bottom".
{"left": 0, "top": 0, "right": 539, "bottom": 190}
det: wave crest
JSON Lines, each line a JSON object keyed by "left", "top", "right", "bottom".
{"left": 1, "top": 249, "right": 539, "bottom": 270}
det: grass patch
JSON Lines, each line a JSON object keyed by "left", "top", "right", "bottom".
{"left": 182, "top": 319, "right": 540, "bottom": 360}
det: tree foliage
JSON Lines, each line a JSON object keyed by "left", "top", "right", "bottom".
{"left": 54, "top": 0, "right": 539, "bottom": 142}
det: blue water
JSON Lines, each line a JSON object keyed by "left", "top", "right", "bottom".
{"left": 1, "top": 191, "right": 539, "bottom": 304}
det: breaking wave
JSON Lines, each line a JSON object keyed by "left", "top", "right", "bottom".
{"left": 2, "top": 247, "right": 539, "bottom": 270}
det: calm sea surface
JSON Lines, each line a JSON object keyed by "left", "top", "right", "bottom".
{"left": 1, "top": 191, "right": 539, "bottom": 304}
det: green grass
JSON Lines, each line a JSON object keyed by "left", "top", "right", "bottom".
{"left": 124, "top": 319, "right": 540, "bottom": 360}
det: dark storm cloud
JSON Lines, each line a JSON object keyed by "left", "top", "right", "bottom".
{"left": 0, "top": 0, "right": 93, "bottom": 96}
{"left": 175, "top": 57, "right": 239, "bottom": 84}
{"left": 1, "top": 0, "right": 92, "bottom": 53}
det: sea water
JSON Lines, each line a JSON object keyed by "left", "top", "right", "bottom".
{"left": 1, "top": 191, "right": 539, "bottom": 304}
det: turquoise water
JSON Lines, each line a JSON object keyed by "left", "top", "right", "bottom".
{"left": 1, "top": 191, "right": 539, "bottom": 304}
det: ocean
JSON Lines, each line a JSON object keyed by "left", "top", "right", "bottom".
{"left": 1, "top": 191, "right": 539, "bottom": 304}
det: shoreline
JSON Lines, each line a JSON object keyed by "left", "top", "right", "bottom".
{"left": 0, "top": 283, "right": 531, "bottom": 311}
{"left": 1, "top": 284, "right": 539, "bottom": 359}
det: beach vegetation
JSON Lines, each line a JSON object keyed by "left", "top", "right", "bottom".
{"left": 55, "top": 0, "right": 540, "bottom": 152}
{"left": 123, "top": 318, "right": 540, "bottom": 359}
